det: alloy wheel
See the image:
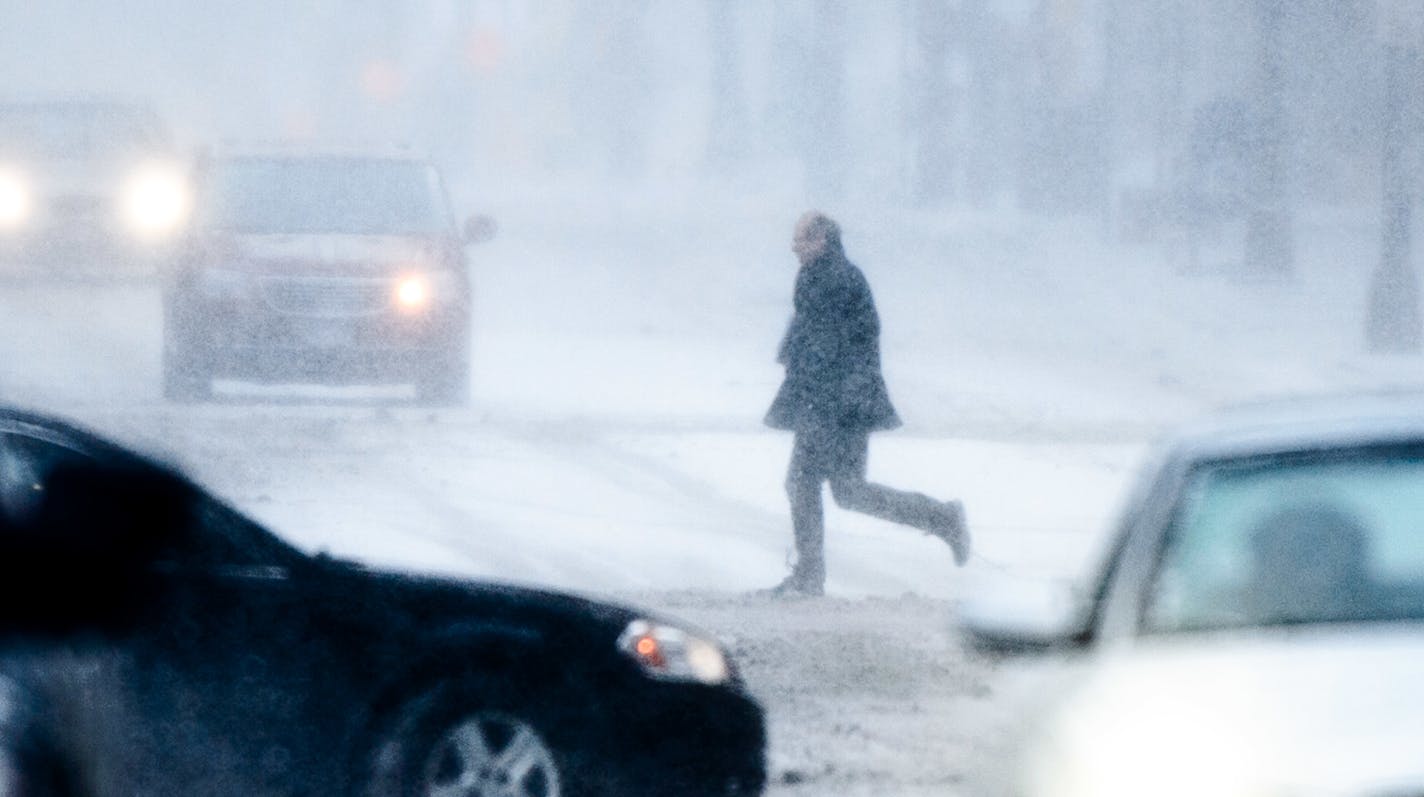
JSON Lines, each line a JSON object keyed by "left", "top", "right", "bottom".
{"left": 419, "top": 713, "right": 561, "bottom": 797}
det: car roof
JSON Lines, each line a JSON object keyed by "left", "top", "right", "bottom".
{"left": 1160, "top": 392, "right": 1424, "bottom": 462}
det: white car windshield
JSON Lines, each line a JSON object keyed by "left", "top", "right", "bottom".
{"left": 1145, "top": 446, "right": 1424, "bottom": 632}
{"left": 204, "top": 157, "right": 449, "bottom": 236}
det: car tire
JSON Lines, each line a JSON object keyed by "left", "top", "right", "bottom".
{"left": 414, "top": 346, "right": 470, "bottom": 407}
{"left": 363, "top": 679, "right": 581, "bottom": 797}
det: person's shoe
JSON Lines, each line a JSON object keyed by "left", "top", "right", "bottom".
{"left": 760, "top": 572, "right": 824, "bottom": 598}
{"left": 930, "top": 500, "right": 971, "bottom": 566}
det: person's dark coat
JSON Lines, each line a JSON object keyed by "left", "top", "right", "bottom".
{"left": 765, "top": 252, "right": 902, "bottom": 432}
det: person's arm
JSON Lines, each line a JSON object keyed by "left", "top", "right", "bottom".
{"left": 831, "top": 274, "right": 884, "bottom": 420}
{"left": 843, "top": 270, "right": 881, "bottom": 346}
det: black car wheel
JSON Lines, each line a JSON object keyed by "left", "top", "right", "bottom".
{"left": 419, "top": 711, "right": 562, "bottom": 797}
{"left": 364, "top": 680, "right": 578, "bottom": 797}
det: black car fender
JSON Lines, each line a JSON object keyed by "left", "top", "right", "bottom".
{"left": 339, "top": 625, "right": 604, "bottom": 790}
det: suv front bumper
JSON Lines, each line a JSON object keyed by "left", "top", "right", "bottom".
{"left": 166, "top": 270, "right": 469, "bottom": 384}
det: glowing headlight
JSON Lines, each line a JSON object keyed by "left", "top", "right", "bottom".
{"left": 394, "top": 270, "right": 462, "bottom": 312}
{"left": 121, "top": 166, "right": 190, "bottom": 239}
{"left": 0, "top": 171, "right": 30, "bottom": 229}
{"left": 394, "top": 274, "right": 430, "bottom": 310}
{"left": 617, "top": 619, "right": 731, "bottom": 685}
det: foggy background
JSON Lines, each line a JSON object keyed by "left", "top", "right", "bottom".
{"left": 1, "top": 2, "right": 1405, "bottom": 222}
{"left": 4, "top": 1, "right": 1424, "bottom": 578}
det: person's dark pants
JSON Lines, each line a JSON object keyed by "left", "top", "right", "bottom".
{"left": 784, "top": 425, "right": 949, "bottom": 589}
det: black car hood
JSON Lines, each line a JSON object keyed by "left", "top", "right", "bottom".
{"left": 315, "top": 556, "right": 649, "bottom": 648}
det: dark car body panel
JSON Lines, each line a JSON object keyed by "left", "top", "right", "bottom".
{"left": 0, "top": 408, "right": 765, "bottom": 795}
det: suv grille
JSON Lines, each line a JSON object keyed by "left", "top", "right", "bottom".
{"left": 260, "top": 277, "right": 390, "bottom": 317}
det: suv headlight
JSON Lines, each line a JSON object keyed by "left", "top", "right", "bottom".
{"left": 617, "top": 619, "right": 731, "bottom": 685}
{"left": 0, "top": 170, "right": 30, "bottom": 230}
{"left": 393, "top": 269, "right": 463, "bottom": 312}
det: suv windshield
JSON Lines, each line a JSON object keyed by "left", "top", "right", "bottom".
{"left": 0, "top": 103, "right": 166, "bottom": 160}
{"left": 1145, "top": 447, "right": 1424, "bottom": 632}
{"left": 204, "top": 157, "right": 449, "bottom": 236}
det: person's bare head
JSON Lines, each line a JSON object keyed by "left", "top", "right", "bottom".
{"left": 792, "top": 211, "right": 842, "bottom": 265}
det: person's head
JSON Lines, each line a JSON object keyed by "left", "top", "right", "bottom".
{"left": 1247, "top": 501, "right": 1370, "bottom": 620}
{"left": 792, "top": 211, "right": 842, "bottom": 265}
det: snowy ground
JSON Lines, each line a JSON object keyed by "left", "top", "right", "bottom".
{"left": 1, "top": 187, "right": 1421, "bottom": 794}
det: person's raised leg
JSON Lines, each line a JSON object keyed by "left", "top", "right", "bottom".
{"left": 826, "top": 431, "right": 971, "bottom": 565}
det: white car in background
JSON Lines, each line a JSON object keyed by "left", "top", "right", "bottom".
{"left": 0, "top": 98, "right": 188, "bottom": 277}
{"left": 961, "top": 394, "right": 1424, "bottom": 796}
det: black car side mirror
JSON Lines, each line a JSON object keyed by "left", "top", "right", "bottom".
{"left": 461, "top": 214, "right": 498, "bottom": 246}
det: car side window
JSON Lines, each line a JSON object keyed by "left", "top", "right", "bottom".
{"left": 0, "top": 430, "right": 299, "bottom": 573}
{"left": 0, "top": 432, "right": 90, "bottom": 528}
{"left": 1145, "top": 450, "right": 1424, "bottom": 632}
{"left": 0, "top": 431, "right": 212, "bottom": 568}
